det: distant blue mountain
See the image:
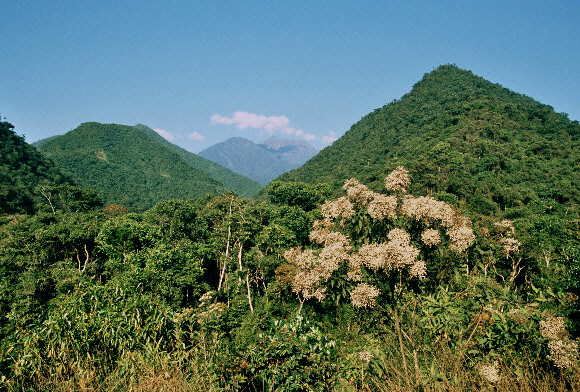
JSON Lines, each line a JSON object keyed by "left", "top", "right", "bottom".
{"left": 199, "top": 136, "right": 317, "bottom": 185}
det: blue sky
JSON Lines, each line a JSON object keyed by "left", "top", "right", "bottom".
{"left": 2, "top": 1, "right": 579, "bottom": 152}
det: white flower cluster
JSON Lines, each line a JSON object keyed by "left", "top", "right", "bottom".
{"left": 367, "top": 194, "right": 398, "bottom": 220}
{"left": 499, "top": 237, "right": 521, "bottom": 257}
{"left": 547, "top": 339, "right": 579, "bottom": 369}
{"left": 479, "top": 360, "right": 500, "bottom": 383}
{"left": 421, "top": 228, "right": 441, "bottom": 247}
{"left": 494, "top": 220, "right": 521, "bottom": 257}
{"left": 385, "top": 166, "right": 411, "bottom": 193}
{"left": 351, "top": 283, "right": 381, "bottom": 308}
{"left": 321, "top": 196, "right": 355, "bottom": 220}
{"left": 401, "top": 195, "right": 475, "bottom": 253}
{"left": 343, "top": 178, "right": 378, "bottom": 206}
{"left": 285, "top": 166, "right": 477, "bottom": 309}
{"left": 540, "top": 315, "right": 579, "bottom": 369}
{"left": 540, "top": 316, "right": 566, "bottom": 340}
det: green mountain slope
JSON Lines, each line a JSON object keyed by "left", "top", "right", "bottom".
{"left": 0, "top": 119, "right": 72, "bottom": 214}
{"left": 278, "top": 65, "right": 580, "bottom": 218}
{"left": 133, "top": 125, "right": 262, "bottom": 196}
{"left": 35, "top": 122, "right": 259, "bottom": 211}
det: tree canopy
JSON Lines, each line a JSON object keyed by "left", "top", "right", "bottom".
{"left": 0, "top": 118, "right": 73, "bottom": 214}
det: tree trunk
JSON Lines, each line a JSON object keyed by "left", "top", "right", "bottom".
{"left": 218, "top": 220, "right": 232, "bottom": 291}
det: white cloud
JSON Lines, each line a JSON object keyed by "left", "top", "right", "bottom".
{"left": 295, "top": 129, "right": 317, "bottom": 141}
{"left": 211, "top": 111, "right": 316, "bottom": 141}
{"left": 322, "top": 131, "right": 337, "bottom": 144}
{"left": 154, "top": 128, "right": 174, "bottom": 141}
{"left": 211, "top": 111, "right": 289, "bottom": 133}
{"left": 188, "top": 131, "right": 205, "bottom": 141}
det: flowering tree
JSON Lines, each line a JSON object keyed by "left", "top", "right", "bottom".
{"left": 283, "top": 166, "right": 478, "bottom": 382}
{"left": 284, "top": 166, "right": 476, "bottom": 312}
{"left": 285, "top": 167, "right": 475, "bottom": 308}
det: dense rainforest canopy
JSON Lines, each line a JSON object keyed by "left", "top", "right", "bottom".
{"left": 1, "top": 65, "right": 580, "bottom": 391}
{"left": 0, "top": 119, "right": 77, "bottom": 214}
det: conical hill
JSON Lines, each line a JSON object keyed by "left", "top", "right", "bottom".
{"left": 278, "top": 65, "right": 580, "bottom": 219}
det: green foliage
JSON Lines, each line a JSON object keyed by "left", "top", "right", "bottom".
{"left": 3, "top": 282, "right": 175, "bottom": 384}
{"left": 267, "top": 180, "right": 332, "bottom": 211}
{"left": 36, "top": 184, "right": 103, "bottom": 213}
{"left": 143, "top": 199, "right": 206, "bottom": 242}
{"left": 1, "top": 190, "right": 579, "bottom": 390}
{"left": 0, "top": 118, "right": 72, "bottom": 214}
{"left": 421, "top": 278, "right": 545, "bottom": 360}
{"left": 134, "top": 125, "right": 263, "bottom": 197}
{"left": 226, "top": 315, "right": 339, "bottom": 391}
{"left": 97, "top": 214, "right": 161, "bottom": 261}
{"left": 559, "top": 245, "right": 580, "bottom": 334}
{"left": 0, "top": 211, "right": 106, "bottom": 336}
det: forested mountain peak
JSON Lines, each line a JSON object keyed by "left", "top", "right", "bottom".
{"left": 35, "top": 122, "right": 261, "bottom": 211}
{"left": 278, "top": 64, "right": 580, "bottom": 220}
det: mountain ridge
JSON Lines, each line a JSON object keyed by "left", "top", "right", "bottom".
{"left": 132, "top": 125, "right": 262, "bottom": 197}
{"left": 35, "top": 122, "right": 262, "bottom": 211}
{"left": 198, "top": 136, "right": 317, "bottom": 185}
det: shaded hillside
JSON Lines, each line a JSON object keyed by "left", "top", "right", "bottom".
{"left": 35, "top": 123, "right": 258, "bottom": 211}
{"left": 199, "top": 136, "right": 317, "bottom": 185}
{"left": 279, "top": 65, "right": 580, "bottom": 219}
{"left": 133, "top": 125, "right": 262, "bottom": 196}
{"left": 0, "top": 119, "right": 72, "bottom": 214}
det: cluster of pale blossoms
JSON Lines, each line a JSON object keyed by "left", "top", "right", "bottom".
{"left": 421, "top": 228, "right": 441, "bottom": 247}
{"left": 367, "top": 194, "right": 398, "bottom": 220}
{"left": 494, "top": 219, "right": 516, "bottom": 236}
{"left": 321, "top": 196, "right": 355, "bottom": 221}
{"left": 499, "top": 237, "right": 521, "bottom": 257}
{"left": 478, "top": 361, "right": 500, "bottom": 383}
{"left": 285, "top": 167, "right": 476, "bottom": 310}
{"left": 284, "top": 243, "right": 350, "bottom": 304}
{"left": 540, "top": 316, "right": 579, "bottom": 369}
{"left": 196, "top": 292, "right": 228, "bottom": 325}
{"left": 343, "top": 178, "right": 379, "bottom": 206}
{"left": 358, "top": 350, "right": 374, "bottom": 364}
{"left": 385, "top": 166, "right": 411, "bottom": 193}
{"left": 540, "top": 316, "right": 566, "bottom": 340}
{"left": 350, "top": 283, "right": 381, "bottom": 308}
{"left": 493, "top": 220, "right": 521, "bottom": 257}
{"left": 401, "top": 195, "right": 475, "bottom": 253}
